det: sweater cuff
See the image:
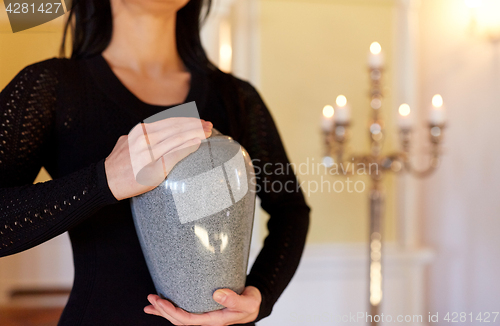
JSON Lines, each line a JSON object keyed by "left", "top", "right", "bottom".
{"left": 95, "top": 158, "right": 119, "bottom": 205}
{"left": 245, "top": 274, "right": 273, "bottom": 322}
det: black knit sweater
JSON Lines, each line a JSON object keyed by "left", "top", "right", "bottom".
{"left": 0, "top": 55, "right": 310, "bottom": 325}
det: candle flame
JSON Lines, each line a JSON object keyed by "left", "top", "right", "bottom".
{"left": 399, "top": 104, "right": 411, "bottom": 116}
{"left": 323, "top": 105, "right": 334, "bottom": 118}
{"left": 432, "top": 94, "right": 444, "bottom": 108}
{"left": 370, "top": 42, "right": 382, "bottom": 55}
{"left": 336, "top": 95, "right": 347, "bottom": 107}
{"left": 219, "top": 20, "right": 232, "bottom": 72}
{"left": 219, "top": 44, "right": 232, "bottom": 71}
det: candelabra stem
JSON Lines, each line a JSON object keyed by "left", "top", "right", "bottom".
{"left": 368, "top": 181, "right": 384, "bottom": 326}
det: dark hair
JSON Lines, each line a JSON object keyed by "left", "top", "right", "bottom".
{"left": 60, "top": 0, "right": 216, "bottom": 74}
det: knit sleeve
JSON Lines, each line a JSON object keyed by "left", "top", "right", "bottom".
{"left": 0, "top": 61, "right": 118, "bottom": 258}
{"left": 236, "top": 80, "right": 311, "bottom": 322}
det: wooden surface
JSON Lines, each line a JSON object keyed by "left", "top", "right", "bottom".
{"left": 0, "top": 307, "right": 63, "bottom": 326}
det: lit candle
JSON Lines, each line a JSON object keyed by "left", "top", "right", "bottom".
{"left": 219, "top": 20, "right": 232, "bottom": 72}
{"left": 334, "top": 95, "right": 351, "bottom": 124}
{"left": 321, "top": 105, "right": 335, "bottom": 132}
{"left": 369, "top": 42, "right": 384, "bottom": 69}
{"left": 430, "top": 94, "right": 446, "bottom": 125}
{"left": 398, "top": 103, "right": 412, "bottom": 129}
{"left": 219, "top": 44, "right": 232, "bottom": 72}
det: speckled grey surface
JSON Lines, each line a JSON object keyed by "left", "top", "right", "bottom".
{"left": 130, "top": 130, "right": 256, "bottom": 313}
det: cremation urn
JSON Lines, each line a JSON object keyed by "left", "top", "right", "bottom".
{"left": 130, "top": 130, "right": 256, "bottom": 313}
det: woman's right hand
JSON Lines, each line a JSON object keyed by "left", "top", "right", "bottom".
{"left": 105, "top": 118, "right": 213, "bottom": 201}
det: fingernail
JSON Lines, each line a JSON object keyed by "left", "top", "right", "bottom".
{"left": 214, "top": 290, "right": 226, "bottom": 302}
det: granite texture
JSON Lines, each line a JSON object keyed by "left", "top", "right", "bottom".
{"left": 130, "top": 130, "right": 256, "bottom": 313}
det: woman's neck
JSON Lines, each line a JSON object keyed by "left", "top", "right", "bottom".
{"left": 102, "top": 2, "right": 186, "bottom": 77}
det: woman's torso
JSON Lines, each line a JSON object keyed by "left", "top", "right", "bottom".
{"left": 41, "top": 55, "right": 243, "bottom": 325}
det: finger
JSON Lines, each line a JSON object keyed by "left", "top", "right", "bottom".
{"left": 155, "top": 299, "right": 213, "bottom": 326}
{"left": 144, "top": 118, "right": 210, "bottom": 145}
{"left": 213, "top": 289, "right": 241, "bottom": 311}
{"left": 128, "top": 123, "right": 151, "bottom": 158}
{"left": 203, "top": 308, "right": 247, "bottom": 325}
{"left": 144, "top": 305, "right": 163, "bottom": 317}
{"left": 150, "top": 128, "right": 206, "bottom": 161}
{"left": 202, "top": 120, "right": 213, "bottom": 131}
{"left": 160, "top": 137, "right": 202, "bottom": 173}
{"left": 144, "top": 117, "right": 204, "bottom": 134}
{"left": 133, "top": 138, "right": 202, "bottom": 187}
{"left": 147, "top": 296, "right": 184, "bottom": 325}
{"left": 213, "top": 287, "right": 261, "bottom": 313}
{"left": 130, "top": 128, "right": 202, "bottom": 182}
{"left": 152, "top": 297, "right": 251, "bottom": 326}
{"left": 146, "top": 123, "right": 211, "bottom": 149}
{"left": 127, "top": 119, "right": 209, "bottom": 155}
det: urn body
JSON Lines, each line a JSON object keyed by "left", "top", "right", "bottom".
{"left": 130, "top": 132, "right": 256, "bottom": 313}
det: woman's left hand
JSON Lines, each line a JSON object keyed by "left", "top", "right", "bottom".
{"left": 144, "top": 286, "right": 261, "bottom": 326}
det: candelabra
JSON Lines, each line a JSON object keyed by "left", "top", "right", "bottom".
{"left": 321, "top": 43, "right": 445, "bottom": 326}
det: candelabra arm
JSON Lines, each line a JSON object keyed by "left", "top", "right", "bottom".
{"left": 398, "top": 124, "right": 445, "bottom": 178}
{"left": 402, "top": 157, "right": 439, "bottom": 178}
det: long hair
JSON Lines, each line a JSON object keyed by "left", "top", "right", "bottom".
{"left": 60, "top": 0, "right": 216, "bottom": 74}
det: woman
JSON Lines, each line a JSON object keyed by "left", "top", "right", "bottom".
{"left": 0, "top": 0, "right": 310, "bottom": 325}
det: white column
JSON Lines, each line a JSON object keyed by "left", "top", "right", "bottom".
{"left": 200, "top": 0, "right": 236, "bottom": 71}
{"left": 230, "top": 0, "right": 261, "bottom": 85}
{"left": 229, "top": 0, "right": 264, "bottom": 257}
{"left": 200, "top": 0, "right": 260, "bottom": 84}
{"left": 200, "top": 0, "right": 263, "bottom": 259}
{"left": 393, "top": 0, "right": 422, "bottom": 249}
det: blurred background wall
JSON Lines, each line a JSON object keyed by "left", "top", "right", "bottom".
{"left": 257, "top": 0, "right": 398, "bottom": 243}
{"left": 251, "top": 1, "right": 428, "bottom": 324}
{"left": 418, "top": 0, "right": 500, "bottom": 317}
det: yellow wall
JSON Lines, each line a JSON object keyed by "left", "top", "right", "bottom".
{"left": 258, "top": 0, "right": 398, "bottom": 243}
{"left": 0, "top": 12, "right": 66, "bottom": 183}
